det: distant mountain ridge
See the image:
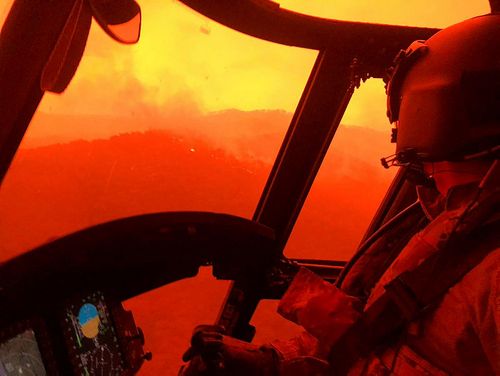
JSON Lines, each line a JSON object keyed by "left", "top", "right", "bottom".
{"left": 26, "top": 108, "right": 393, "bottom": 163}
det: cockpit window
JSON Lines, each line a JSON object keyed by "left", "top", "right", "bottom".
{"left": 285, "top": 79, "right": 397, "bottom": 261}
{"left": 0, "top": 1, "right": 13, "bottom": 27}
{"left": 0, "top": 2, "right": 490, "bottom": 260}
{"left": 0, "top": 1, "right": 13, "bottom": 43}
{"left": 0, "top": 1, "right": 316, "bottom": 260}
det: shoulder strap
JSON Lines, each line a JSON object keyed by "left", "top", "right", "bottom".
{"left": 328, "top": 219, "right": 499, "bottom": 375}
{"left": 339, "top": 201, "right": 428, "bottom": 299}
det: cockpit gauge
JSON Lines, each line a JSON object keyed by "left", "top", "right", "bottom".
{"left": 0, "top": 329, "right": 47, "bottom": 376}
{"left": 63, "top": 292, "right": 125, "bottom": 376}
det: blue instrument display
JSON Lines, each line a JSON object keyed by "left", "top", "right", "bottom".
{"left": 64, "top": 291, "right": 125, "bottom": 376}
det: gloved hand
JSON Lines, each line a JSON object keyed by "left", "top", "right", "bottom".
{"left": 178, "top": 325, "right": 280, "bottom": 376}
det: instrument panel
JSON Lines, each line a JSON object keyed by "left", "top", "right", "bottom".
{"left": 0, "top": 291, "right": 146, "bottom": 376}
{"left": 0, "top": 212, "right": 278, "bottom": 375}
{"left": 63, "top": 292, "right": 125, "bottom": 375}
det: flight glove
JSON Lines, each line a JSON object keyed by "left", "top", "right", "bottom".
{"left": 178, "top": 325, "right": 280, "bottom": 376}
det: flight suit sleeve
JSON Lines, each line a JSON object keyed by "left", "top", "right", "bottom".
{"left": 277, "top": 267, "right": 363, "bottom": 351}
{"left": 265, "top": 267, "right": 363, "bottom": 375}
{"left": 419, "top": 248, "right": 500, "bottom": 375}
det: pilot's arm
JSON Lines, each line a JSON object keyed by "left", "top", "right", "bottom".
{"left": 178, "top": 325, "right": 280, "bottom": 376}
{"left": 179, "top": 268, "right": 362, "bottom": 375}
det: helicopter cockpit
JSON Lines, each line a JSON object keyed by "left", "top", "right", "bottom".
{"left": 0, "top": 1, "right": 490, "bottom": 375}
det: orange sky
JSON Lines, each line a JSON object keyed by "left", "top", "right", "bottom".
{"left": 1, "top": 1, "right": 491, "bottom": 134}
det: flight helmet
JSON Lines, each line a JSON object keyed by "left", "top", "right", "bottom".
{"left": 384, "top": 12, "right": 500, "bottom": 166}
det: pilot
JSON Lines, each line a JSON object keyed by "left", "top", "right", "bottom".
{"left": 180, "top": 9, "right": 500, "bottom": 376}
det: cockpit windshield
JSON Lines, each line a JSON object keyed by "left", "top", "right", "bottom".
{"left": 0, "top": 1, "right": 489, "bottom": 262}
{"left": 0, "top": 0, "right": 317, "bottom": 260}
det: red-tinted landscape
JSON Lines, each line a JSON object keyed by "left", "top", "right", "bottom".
{"left": 0, "top": 109, "right": 395, "bottom": 374}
